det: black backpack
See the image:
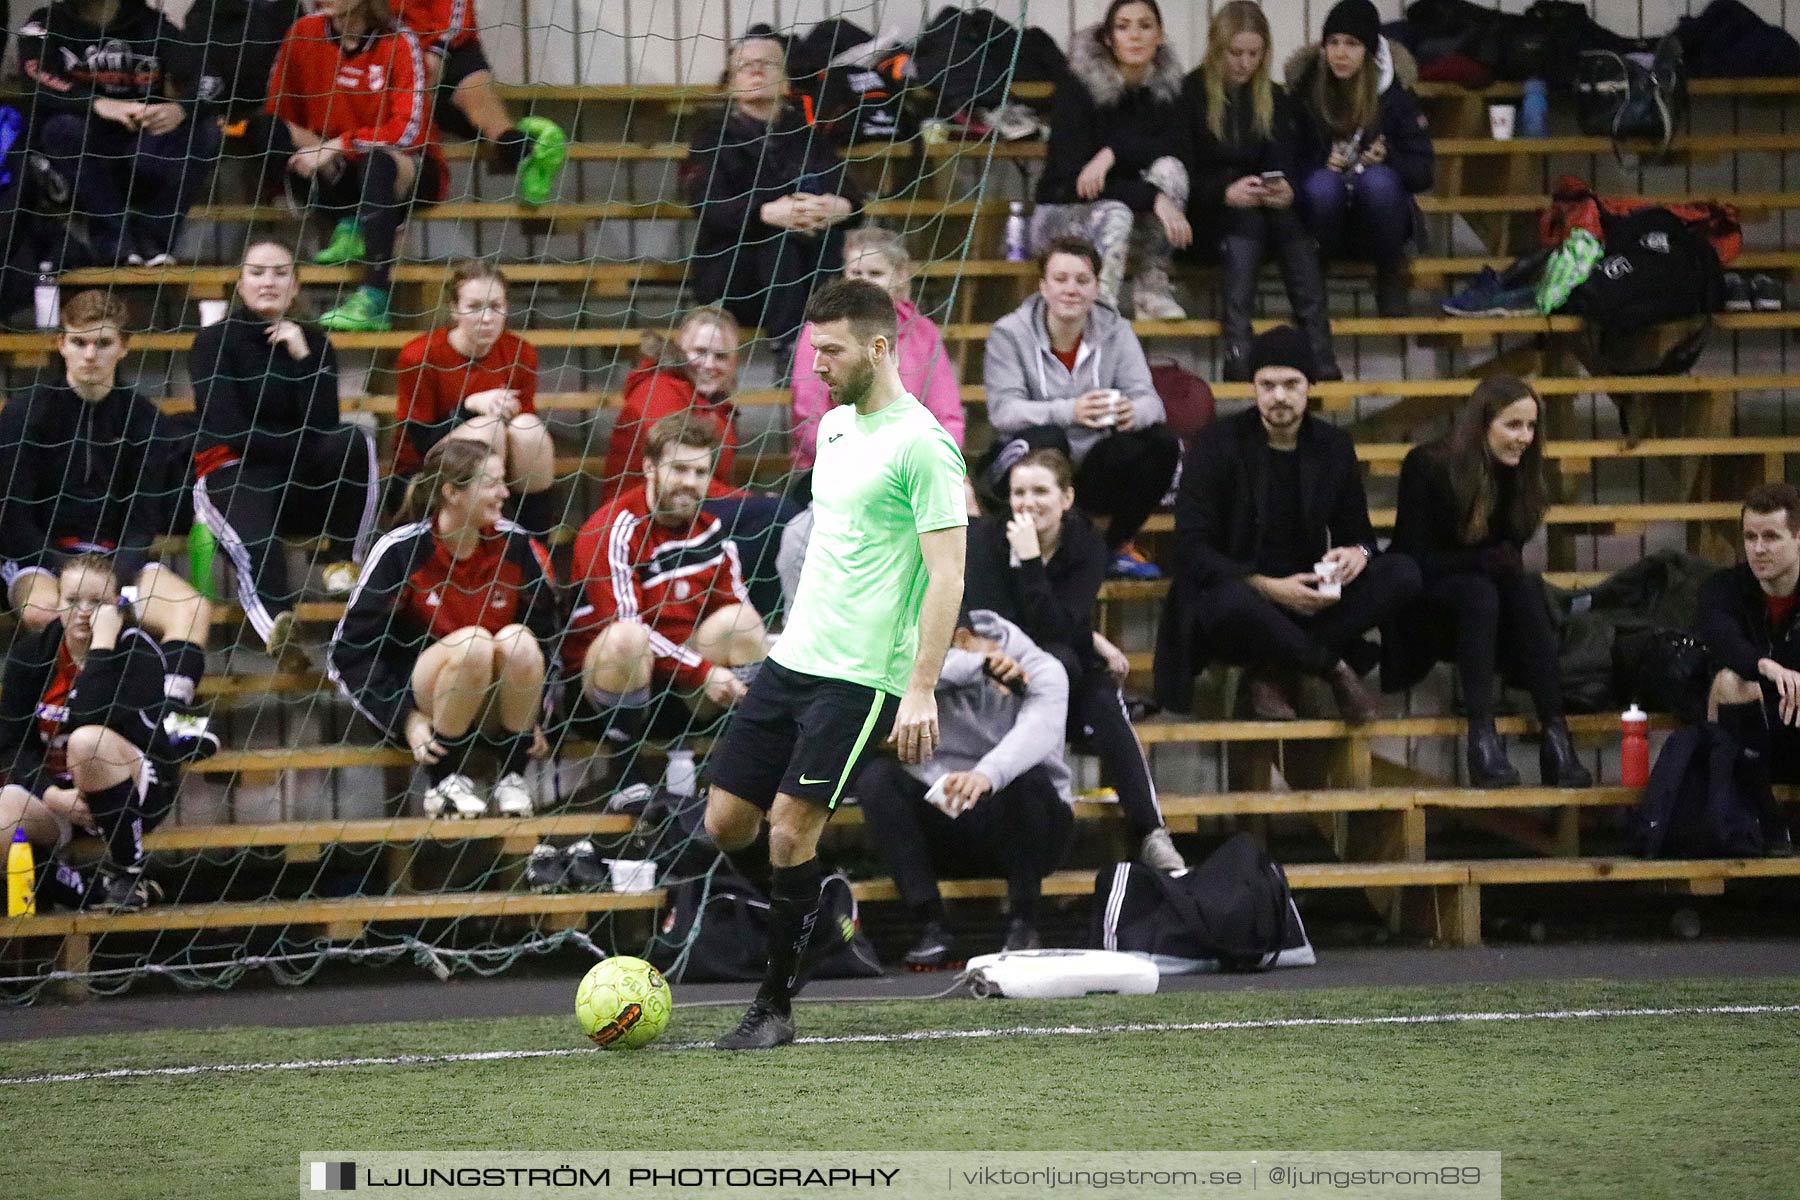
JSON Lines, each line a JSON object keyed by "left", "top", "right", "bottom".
{"left": 787, "top": 19, "right": 916, "bottom": 147}
{"left": 1576, "top": 34, "right": 1688, "bottom": 160}
{"left": 911, "top": 7, "right": 1064, "bottom": 120}
{"left": 1628, "top": 724, "right": 1765, "bottom": 858}
{"left": 1571, "top": 205, "right": 1722, "bottom": 375}
{"left": 1090, "top": 833, "right": 1313, "bottom": 972}
{"left": 647, "top": 866, "right": 883, "bottom": 983}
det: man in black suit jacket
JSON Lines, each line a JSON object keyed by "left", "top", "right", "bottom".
{"left": 1154, "top": 326, "right": 1419, "bottom": 720}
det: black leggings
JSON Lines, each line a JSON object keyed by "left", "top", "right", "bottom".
{"left": 1046, "top": 643, "right": 1162, "bottom": 839}
{"left": 1420, "top": 569, "right": 1564, "bottom": 723}
{"left": 265, "top": 120, "right": 423, "bottom": 290}
{"left": 193, "top": 426, "right": 379, "bottom": 648}
{"left": 1073, "top": 426, "right": 1181, "bottom": 553}
{"left": 855, "top": 758, "right": 1074, "bottom": 923}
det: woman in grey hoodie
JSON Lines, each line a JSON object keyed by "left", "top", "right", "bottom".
{"left": 983, "top": 238, "right": 1179, "bottom": 580}
{"left": 1029, "top": 0, "right": 1191, "bottom": 318}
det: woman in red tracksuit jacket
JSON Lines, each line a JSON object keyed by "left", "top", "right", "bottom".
{"left": 327, "top": 439, "right": 562, "bottom": 820}
{"left": 264, "top": 0, "right": 448, "bottom": 332}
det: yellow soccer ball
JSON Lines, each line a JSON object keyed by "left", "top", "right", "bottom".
{"left": 575, "top": 956, "right": 672, "bottom": 1050}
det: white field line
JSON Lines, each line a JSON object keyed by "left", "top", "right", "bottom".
{"left": 5, "top": 1002, "right": 1798, "bottom": 1087}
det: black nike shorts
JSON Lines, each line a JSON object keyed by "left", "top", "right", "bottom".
{"left": 708, "top": 659, "right": 899, "bottom": 812}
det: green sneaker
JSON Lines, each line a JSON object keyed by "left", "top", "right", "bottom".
{"left": 514, "top": 116, "right": 568, "bottom": 207}
{"left": 314, "top": 219, "right": 366, "bottom": 266}
{"left": 319, "top": 286, "right": 391, "bottom": 332}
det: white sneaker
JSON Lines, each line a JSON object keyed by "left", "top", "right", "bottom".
{"left": 491, "top": 772, "right": 534, "bottom": 817}
{"left": 423, "top": 773, "right": 486, "bottom": 818}
{"left": 320, "top": 561, "right": 359, "bottom": 596}
{"left": 144, "top": 252, "right": 177, "bottom": 268}
{"left": 1138, "top": 826, "right": 1187, "bottom": 872}
{"left": 1132, "top": 275, "right": 1187, "bottom": 320}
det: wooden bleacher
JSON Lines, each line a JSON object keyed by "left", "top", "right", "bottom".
{"left": 6, "top": 76, "right": 1800, "bottom": 995}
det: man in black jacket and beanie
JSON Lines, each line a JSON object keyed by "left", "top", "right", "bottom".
{"left": 1154, "top": 326, "right": 1419, "bottom": 720}
{"left": 1698, "top": 482, "right": 1800, "bottom": 850}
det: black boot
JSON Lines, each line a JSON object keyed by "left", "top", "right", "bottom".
{"left": 1538, "top": 719, "right": 1593, "bottom": 788}
{"left": 1374, "top": 261, "right": 1411, "bottom": 318}
{"left": 1467, "top": 719, "right": 1520, "bottom": 787}
{"left": 1273, "top": 217, "right": 1341, "bottom": 381}
{"left": 1219, "top": 231, "right": 1258, "bottom": 383}
{"left": 1716, "top": 700, "right": 1792, "bottom": 855}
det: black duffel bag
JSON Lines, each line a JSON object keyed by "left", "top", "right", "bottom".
{"left": 1090, "top": 833, "right": 1312, "bottom": 972}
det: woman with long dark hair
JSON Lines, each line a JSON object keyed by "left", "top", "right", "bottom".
{"left": 1388, "top": 376, "right": 1591, "bottom": 788}
{"left": 328, "top": 439, "right": 560, "bottom": 818}
{"left": 190, "top": 238, "right": 379, "bottom": 662}
{"left": 1183, "top": 1, "right": 1338, "bottom": 382}
{"left": 1286, "top": 0, "right": 1434, "bottom": 317}
{"left": 1032, "top": 0, "right": 1191, "bottom": 317}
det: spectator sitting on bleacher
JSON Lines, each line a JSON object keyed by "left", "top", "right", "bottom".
{"left": 964, "top": 447, "right": 1184, "bottom": 873}
{"left": 984, "top": 236, "right": 1180, "bottom": 581}
{"left": 0, "top": 555, "right": 198, "bottom": 912}
{"left": 1031, "top": 0, "right": 1191, "bottom": 318}
{"left": 603, "top": 305, "right": 796, "bottom": 621}
{"left": 0, "top": 290, "right": 213, "bottom": 711}
{"left": 680, "top": 26, "right": 863, "bottom": 352}
{"left": 855, "top": 610, "right": 1074, "bottom": 965}
{"left": 1286, "top": 0, "right": 1433, "bottom": 318}
{"left": 328, "top": 439, "right": 560, "bottom": 819}
{"left": 790, "top": 227, "right": 963, "bottom": 471}
{"left": 1153, "top": 325, "right": 1417, "bottom": 722}
{"left": 1694, "top": 482, "right": 1800, "bottom": 852}
{"left": 1182, "top": 1, "right": 1340, "bottom": 384}
{"left": 394, "top": 261, "right": 557, "bottom": 535}
{"left": 18, "top": 0, "right": 220, "bottom": 267}
{"left": 564, "top": 412, "right": 765, "bottom": 747}
{"left": 1387, "top": 375, "right": 1591, "bottom": 789}
{"left": 189, "top": 238, "right": 379, "bottom": 664}
{"left": 390, "top": 0, "right": 566, "bottom": 205}
{"left": 263, "top": 0, "right": 448, "bottom": 332}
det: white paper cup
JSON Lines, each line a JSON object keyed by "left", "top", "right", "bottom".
{"left": 604, "top": 859, "right": 657, "bottom": 893}
{"left": 1314, "top": 559, "right": 1343, "bottom": 600}
{"left": 1488, "top": 104, "right": 1517, "bottom": 141}
{"left": 198, "top": 299, "right": 229, "bottom": 327}
{"left": 1094, "top": 388, "right": 1122, "bottom": 427}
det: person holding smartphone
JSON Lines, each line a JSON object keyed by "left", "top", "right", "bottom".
{"left": 1287, "top": 0, "right": 1435, "bottom": 318}
{"left": 1181, "top": 2, "right": 1340, "bottom": 382}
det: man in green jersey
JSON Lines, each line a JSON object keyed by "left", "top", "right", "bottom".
{"left": 705, "top": 280, "right": 967, "bottom": 1050}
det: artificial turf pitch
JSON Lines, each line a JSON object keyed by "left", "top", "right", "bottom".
{"left": 8, "top": 976, "right": 1796, "bottom": 1199}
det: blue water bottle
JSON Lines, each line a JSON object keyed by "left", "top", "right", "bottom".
{"left": 1520, "top": 78, "right": 1549, "bottom": 139}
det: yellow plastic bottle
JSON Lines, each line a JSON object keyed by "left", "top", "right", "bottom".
{"left": 7, "top": 828, "right": 35, "bottom": 916}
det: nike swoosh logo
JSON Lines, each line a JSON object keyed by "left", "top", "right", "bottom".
{"left": 798, "top": 774, "right": 833, "bottom": 786}
{"left": 826, "top": 433, "right": 844, "bottom": 443}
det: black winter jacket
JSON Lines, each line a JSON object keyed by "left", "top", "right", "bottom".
{"left": 1698, "top": 563, "right": 1800, "bottom": 683}
{"left": 1285, "top": 40, "right": 1435, "bottom": 195}
{"left": 1179, "top": 72, "right": 1310, "bottom": 216}
{"left": 19, "top": 0, "right": 203, "bottom": 119}
{"left": 1388, "top": 445, "right": 1535, "bottom": 578}
{"left": 1036, "top": 25, "right": 1189, "bottom": 213}
{"left": 680, "top": 104, "right": 863, "bottom": 298}
{"left": 0, "top": 618, "right": 170, "bottom": 787}
{"left": 963, "top": 512, "right": 1108, "bottom": 674}
{"left": 189, "top": 311, "right": 340, "bottom": 468}
{"left": 0, "top": 380, "right": 187, "bottom": 578}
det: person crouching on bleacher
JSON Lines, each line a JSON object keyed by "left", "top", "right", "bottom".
{"left": 0, "top": 555, "right": 193, "bottom": 911}
{"left": 261, "top": 0, "right": 448, "bottom": 332}
{"left": 189, "top": 238, "right": 380, "bottom": 665}
{"left": 0, "top": 289, "right": 214, "bottom": 723}
{"left": 854, "top": 611, "right": 1075, "bottom": 966}
{"left": 327, "top": 439, "right": 561, "bottom": 819}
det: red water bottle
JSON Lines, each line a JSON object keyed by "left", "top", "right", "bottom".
{"left": 1620, "top": 704, "right": 1650, "bottom": 788}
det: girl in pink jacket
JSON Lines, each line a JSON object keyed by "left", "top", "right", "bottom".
{"left": 789, "top": 227, "right": 964, "bottom": 469}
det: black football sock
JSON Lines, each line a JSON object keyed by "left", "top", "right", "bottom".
{"left": 492, "top": 127, "right": 528, "bottom": 174}
{"left": 424, "top": 730, "right": 482, "bottom": 786}
{"left": 758, "top": 856, "right": 825, "bottom": 1015}
{"left": 514, "top": 488, "right": 559, "bottom": 537}
{"left": 911, "top": 895, "right": 946, "bottom": 925}
{"left": 161, "top": 639, "right": 208, "bottom": 705}
{"left": 36, "top": 858, "right": 88, "bottom": 909}
{"left": 84, "top": 777, "right": 145, "bottom": 871}
{"left": 493, "top": 730, "right": 532, "bottom": 777}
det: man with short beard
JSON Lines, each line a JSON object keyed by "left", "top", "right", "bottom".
{"left": 1154, "top": 325, "right": 1418, "bottom": 721}
{"left": 565, "top": 413, "right": 766, "bottom": 744}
